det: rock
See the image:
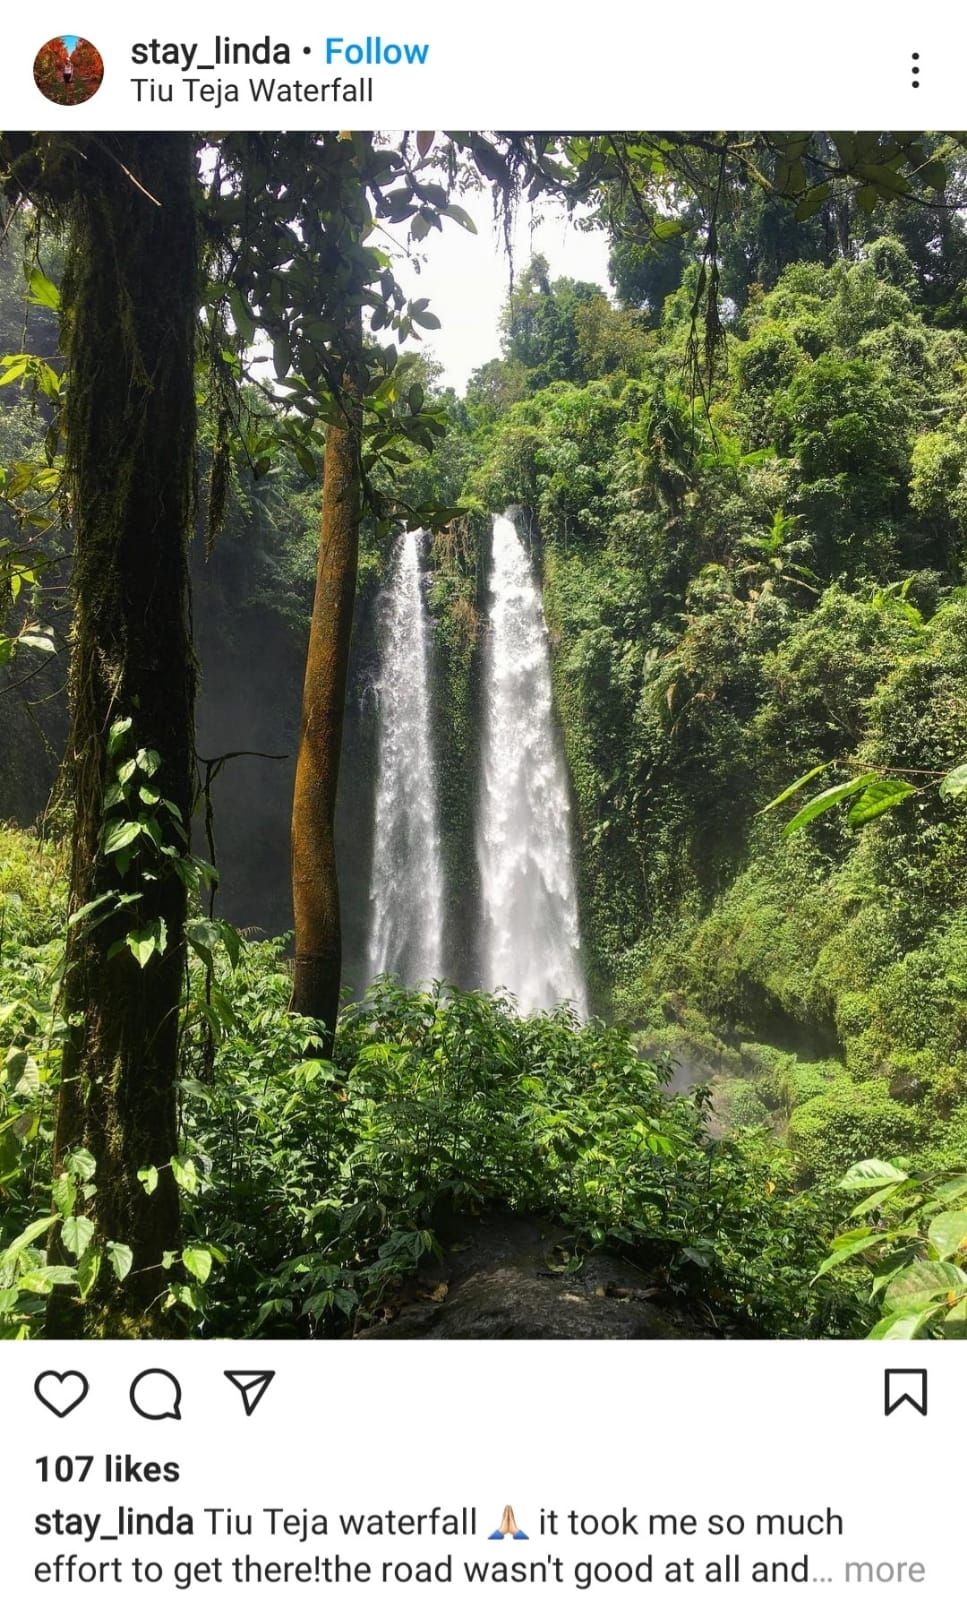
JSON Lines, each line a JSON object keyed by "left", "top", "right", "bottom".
{"left": 355, "top": 1212, "right": 692, "bottom": 1340}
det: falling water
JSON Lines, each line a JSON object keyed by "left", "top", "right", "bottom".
{"left": 476, "top": 513, "right": 588, "bottom": 1015}
{"left": 366, "top": 530, "right": 445, "bottom": 988}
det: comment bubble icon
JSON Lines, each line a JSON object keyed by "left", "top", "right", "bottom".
{"left": 130, "top": 1368, "right": 183, "bottom": 1421}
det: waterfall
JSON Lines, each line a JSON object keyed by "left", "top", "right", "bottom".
{"left": 365, "top": 530, "right": 445, "bottom": 989}
{"left": 476, "top": 513, "right": 588, "bottom": 1016}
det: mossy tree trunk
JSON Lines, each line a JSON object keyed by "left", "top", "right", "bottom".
{"left": 50, "top": 134, "right": 198, "bottom": 1333}
{"left": 290, "top": 345, "right": 363, "bottom": 1046}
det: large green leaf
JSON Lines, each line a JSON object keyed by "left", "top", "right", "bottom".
{"left": 761, "top": 763, "right": 832, "bottom": 815}
{"left": 27, "top": 265, "right": 61, "bottom": 311}
{"left": 61, "top": 1215, "right": 95, "bottom": 1260}
{"left": 883, "top": 1258, "right": 966, "bottom": 1310}
{"left": 811, "top": 1227, "right": 882, "bottom": 1281}
{"left": 76, "top": 1246, "right": 102, "bottom": 1302}
{"left": 107, "top": 1241, "right": 134, "bottom": 1282}
{"left": 1, "top": 1215, "right": 53, "bottom": 1266}
{"left": 868, "top": 1305, "right": 943, "bottom": 1339}
{"left": 942, "top": 1298, "right": 967, "bottom": 1337}
{"left": 781, "top": 775, "right": 874, "bottom": 838}
{"left": 939, "top": 762, "right": 967, "bottom": 801}
{"left": 847, "top": 778, "right": 915, "bottom": 827}
{"left": 171, "top": 1156, "right": 199, "bottom": 1194}
{"left": 103, "top": 819, "right": 142, "bottom": 856}
{"left": 927, "top": 1210, "right": 967, "bottom": 1261}
{"left": 841, "top": 1159, "right": 909, "bottom": 1190}
{"left": 182, "top": 1246, "right": 213, "bottom": 1284}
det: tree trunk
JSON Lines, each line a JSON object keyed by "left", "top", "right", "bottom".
{"left": 290, "top": 352, "right": 363, "bottom": 1045}
{"left": 49, "top": 134, "right": 198, "bottom": 1334}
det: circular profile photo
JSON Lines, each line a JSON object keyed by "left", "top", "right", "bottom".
{"left": 33, "top": 35, "right": 104, "bottom": 105}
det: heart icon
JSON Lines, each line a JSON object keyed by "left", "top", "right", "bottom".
{"left": 34, "top": 1370, "right": 90, "bottom": 1418}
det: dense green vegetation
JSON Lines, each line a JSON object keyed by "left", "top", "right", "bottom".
{"left": 0, "top": 825, "right": 864, "bottom": 1338}
{"left": 2, "top": 133, "right": 967, "bottom": 1339}
{"left": 415, "top": 233, "right": 967, "bottom": 1199}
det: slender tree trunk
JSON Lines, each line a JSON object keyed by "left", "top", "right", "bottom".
{"left": 290, "top": 348, "right": 363, "bottom": 1046}
{"left": 49, "top": 134, "right": 198, "bottom": 1334}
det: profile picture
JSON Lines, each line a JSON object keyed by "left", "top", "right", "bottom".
{"left": 33, "top": 35, "right": 104, "bottom": 105}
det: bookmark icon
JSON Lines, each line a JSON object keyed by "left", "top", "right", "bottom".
{"left": 489, "top": 1505, "right": 528, "bottom": 1540}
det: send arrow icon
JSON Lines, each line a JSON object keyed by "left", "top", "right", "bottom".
{"left": 224, "top": 1371, "right": 276, "bottom": 1417}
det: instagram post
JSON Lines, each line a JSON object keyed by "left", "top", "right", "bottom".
{"left": 0, "top": 9, "right": 964, "bottom": 1597}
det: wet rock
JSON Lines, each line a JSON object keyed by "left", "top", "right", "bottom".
{"left": 355, "top": 1212, "right": 691, "bottom": 1340}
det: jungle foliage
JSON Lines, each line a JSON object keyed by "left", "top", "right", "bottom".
{"left": 3, "top": 134, "right": 967, "bottom": 1338}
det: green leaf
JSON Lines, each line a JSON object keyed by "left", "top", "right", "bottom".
{"left": 939, "top": 762, "right": 967, "bottom": 801}
{"left": 411, "top": 306, "right": 441, "bottom": 331}
{"left": 126, "top": 918, "right": 168, "bottom": 968}
{"left": 61, "top": 1215, "right": 95, "bottom": 1260}
{"left": 1, "top": 1215, "right": 53, "bottom": 1266}
{"left": 927, "top": 1210, "right": 967, "bottom": 1261}
{"left": 165, "top": 1281, "right": 202, "bottom": 1311}
{"left": 762, "top": 763, "right": 833, "bottom": 815}
{"left": 942, "top": 1298, "right": 967, "bottom": 1336}
{"left": 919, "top": 160, "right": 947, "bottom": 193}
{"left": 294, "top": 442, "right": 316, "bottom": 479}
{"left": 811, "top": 1228, "right": 879, "bottom": 1281}
{"left": 441, "top": 203, "right": 477, "bottom": 233}
{"left": 138, "top": 1165, "right": 159, "bottom": 1195}
{"left": 103, "top": 819, "right": 142, "bottom": 856}
{"left": 652, "top": 218, "right": 686, "bottom": 240}
{"left": 17, "top": 628, "right": 55, "bottom": 654}
{"left": 272, "top": 337, "right": 292, "bottom": 381}
{"left": 847, "top": 778, "right": 916, "bottom": 827}
{"left": 76, "top": 1246, "right": 101, "bottom": 1302}
{"left": 0, "top": 355, "right": 29, "bottom": 386}
{"left": 52, "top": 1172, "right": 77, "bottom": 1218}
{"left": 27, "top": 266, "right": 61, "bottom": 310}
{"left": 107, "top": 1241, "right": 134, "bottom": 1282}
{"left": 65, "top": 1148, "right": 97, "bottom": 1182}
{"left": 883, "top": 1259, "right": 966, "bottom": 1310}
{"left": 171, "top": 1156, "right": 199, "bottom": 1194}
{"left": 841, "top": 1159, "right": 909, "bottom": 1190}
{"left": 793, "top": 183, "right": 831, "bottom": 222}
{"left": 182, "top": 1246, "right": 213, "bottom": 1284}
{"left": 868, "top": 1305, "right": 942, "bottom": 1339}
{"left": 68, "top": 890, "right": 119, "bottom": 929}
{"left": 18, "top": 1266, "right": 76, "bottom": 1295}
{"left": 228, "top": 287, "right": 256, "bottom": 344}
{"left": 107, "top": 717, "right": 132, "bottom": 754}
{"left": 850, "top": 1180, "right": 910, "bottom": 1218}
{"left": 782, "top": 774, "right": 874, "bottom": 838}
{"left": 135, "top": 748, "right": 161, "bottom": 778}
{"left": 934, "top": 1175, "right": 967, "bottom": 1204}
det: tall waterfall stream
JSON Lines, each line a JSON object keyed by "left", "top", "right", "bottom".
{"left": 365, "top": 529, "right": 445, "bottom": 990}
{"left": 365, "top": 514, "right": 587, "bottom": 1015}
{"left": 476, "top": 514, "right": 587, "bottom": 1015}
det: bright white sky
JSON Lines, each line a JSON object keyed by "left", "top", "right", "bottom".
{"left": 380, "top": 187, "right": 613, "bottom": 393}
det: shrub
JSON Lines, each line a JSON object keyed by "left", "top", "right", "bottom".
{"left": 788, "top": 1079, "right": 918, "bottom": 1183}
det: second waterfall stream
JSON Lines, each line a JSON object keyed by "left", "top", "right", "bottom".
{"left": 476, "top": 513, "right": 588, "bottom": 1015}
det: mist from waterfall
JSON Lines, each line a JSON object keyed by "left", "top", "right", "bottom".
{"left": 475, "top": 513, "right": 588, "bottom": 1016}
{"left": 365, "top": 529, "right": 445, "bottom": 989}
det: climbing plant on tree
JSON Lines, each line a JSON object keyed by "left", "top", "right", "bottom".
{"left": 208, "top": 131, "right": 475, "bottom": 1044}
{"left": 1, "top": 133, "right": 200, "bottom": 1332}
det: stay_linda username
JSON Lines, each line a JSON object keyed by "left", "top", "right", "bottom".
{"left": 130, "top": 36, "right": 430, "bottom": 69}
